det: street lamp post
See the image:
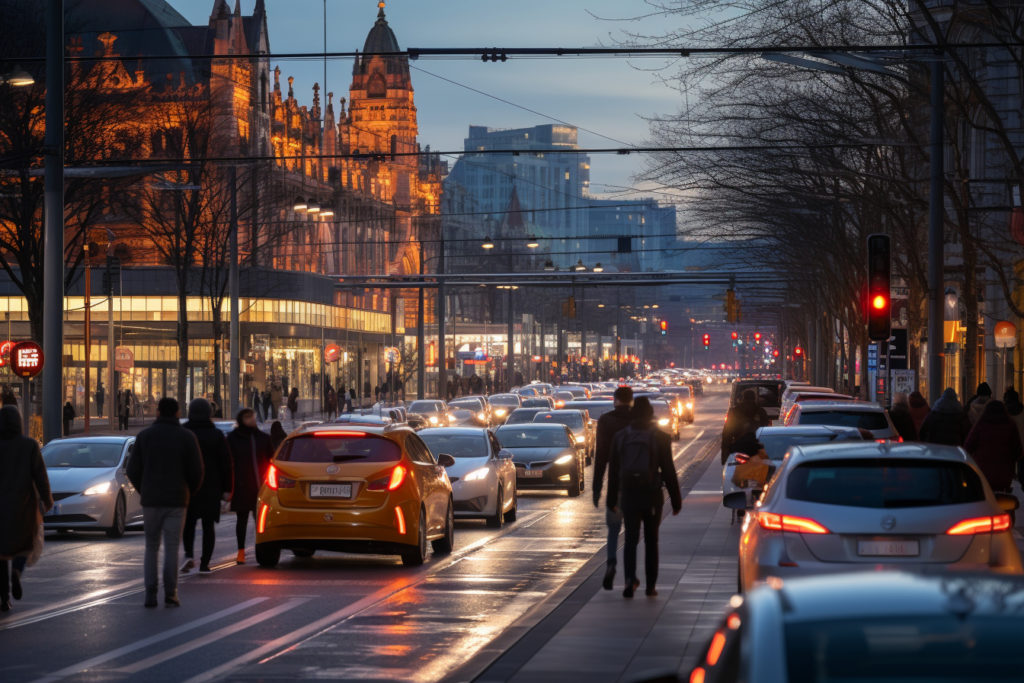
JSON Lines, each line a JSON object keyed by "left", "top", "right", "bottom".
{"left": 926, "top": 61, "right": 945, "bottom": 403}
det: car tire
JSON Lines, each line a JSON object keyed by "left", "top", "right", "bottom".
{"left": 506, "top": 490, "right": 518, "bottom": 522}
{"left": 105, "top": 494, "right": 127, "bottom": 539}
{"left": 567, "top": 467, "right": 582, "bottom": 497}
{"left": 292, "top": 549, "right": 315, "bottom": 558}
{"left": 255, "top": 543, "right": 280, "bottom": 568}
{"left": 402, "top": 509, "right": 428, "bottom": 566}
{"left": 432, "top": 502, "right": 455, "bottom": 555}
{"left": 486, "top": 488, "right": 504, "bottom": 528}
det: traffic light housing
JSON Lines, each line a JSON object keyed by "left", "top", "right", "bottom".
{"left": 660, "top": 320, "right": 668, "bottom": 336}
{"left": 702, "top": 333, "right": 710, "bottom": 349}
{"left": 867, "top": 234, "right": 891, "bottom": 341}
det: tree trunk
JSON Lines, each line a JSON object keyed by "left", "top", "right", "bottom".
{"left": 176, "top": 285, "right": 189, "bottom": 403}
{"left": 211, "top": 307, "right": 223, "bottom": 414}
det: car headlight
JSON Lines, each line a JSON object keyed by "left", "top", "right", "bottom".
{"left": 575, "top": 435, "right": 586, "bottom": 444}
{"left": 429, "top": 415, "right": 439, "bottom": 424}
{"left": 495, "top": 409, "right": 507, "bottom": 417}
{"left": 448, "top": 414, "right": 457, "bottom": 423}
{"left": 554, "top": 454, "right": 574, "bottom": 465}
{"left": 478, "top": 412, "right": 487, "bottom": 421}
{"left": 463, "top": 467, "right": 489, "bottom": 482}
{"left": 686, "top": 402, "right": 693, "bottom": 410}
{"left": 658, "top": 418, "right": 670, "bottom": 427}
{"left": 83, "top": 481, "right": 112, "bottom": 496}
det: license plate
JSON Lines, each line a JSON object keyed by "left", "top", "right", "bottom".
{"left": 521, "top": 469, "right": 544, "bottom": 478}
{"left": 857, "top": 539, "right": 920, "bottom": 557}
{"left": 309, "top": 483, "right": 352, "bottom": 499}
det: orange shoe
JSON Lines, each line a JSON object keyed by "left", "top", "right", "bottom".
{"left": 236, "top": 549, "right": 246, "bottom": 564}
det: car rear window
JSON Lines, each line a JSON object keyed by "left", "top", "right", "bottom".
{"left": 786, "top": 459, "right": 986, "bottom": 508}
{"left": 534, "top": 412, "right": 583, "bottom": 429}
{"left": 496, "top": 427, "right": 570, "bottom": 448}
{"left": 565, "top": 402, "right": 614, "bottom": 418}
{"left": 506, "top": 409, "right": 543, "bottom": 424}
{"left": 420, "top": 433, "right": 487, "bottom": 458}
{"left": 276, "top": 435, "right": 400, "bottom": 463}
{"left": 786, "top": 616, "right": 1024, "bottom": 682}
{"left": 408, "top": 401, "right": 442, "bottom": 413}
{"left": 758, "top": 433, "right": 860, "bottom": 461}
{"left": 797, "top": 410, "right": 889, "bottom": 430}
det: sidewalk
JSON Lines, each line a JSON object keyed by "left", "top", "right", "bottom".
{"left": 479, "top": 449, "right": 739, "bottom": 683}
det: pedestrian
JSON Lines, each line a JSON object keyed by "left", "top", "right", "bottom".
{"left": 262, "top": 390, "right": 272, "bottom": 422}
{"left": 966, "top": 382, "right": 993, "bottom": 426}
{"left": 908, "top": 391, "right": 930, "bottom": 435}
{"left": 348, "top": 387, "right": 356, "bottom": 412}
{"left": 226, "top": 408, "right": 274, "bottom": 564}
{"left": 181, "top": 398, "right": 233, "bottom": 574}
{"left": 126, "top": 397, "right": 204, "bottom": 607}
{"left": 889, "top": 393, "right": 916, "bottom": 441}
{"left": 964, "top": 400, "right": 1022, "bottom": 494}
{"left": 62, "top": 401, "right": 75, "bottom": 437}
{"left": 720, "top": 389, "right": 770, "bottom": 463}
{"left": 325, "top": 385, "right": 337, "bottom": 420}
{"left": 1004, "top": 388, "right": 1024, "bottom": 441}
{"left": 0, "top": 405, "right": 52, "bottom": 613}
{"left": 592, "top": 386, "right": 634, "bottom": 590}
{"left": 270, "top": 384, "right": 283, "bottom": 418}
{"left": 287, "top": 387, "right": 299, "bottom": 421}
{"left": 95, "top": 383, "right": 105, "bottom": 417}
{"left": 1, "top": 386, "right": 17, "bottom": 407}
{"left": 607, "top": 397, "right": 681, "bottom": 598}
{"left": 119, "top": 390, "right": 132, "bottom": 431}
{"left": 270, "top": 420, "right": 287, "bottom": 452}
{"left": 919, "top": 388, "right": 970, "bottom": 446}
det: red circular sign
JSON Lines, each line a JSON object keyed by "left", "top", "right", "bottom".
{"left": 11, "top": 341, "right": 44, "bottom": 378}
{"left": 0, "top": 340, "right": 12, "bottom": 368}
{"left": 324, "top": 343, "right": 341, "bottom": 363}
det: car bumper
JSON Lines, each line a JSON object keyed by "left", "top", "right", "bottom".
{"left": 515, "top": 464, "right": 575, "bottom": 489}
{"left": 44, "top": 493, "right": 114, "bottom": 529}
{"left": 256, "top": 496, "right": 417, "bottom": 551}
{"left": 452, "top": 479, "right": 496, "bottom": 516}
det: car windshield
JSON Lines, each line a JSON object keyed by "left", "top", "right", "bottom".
{"left": 277, "top": 435, "right": 400, "bottom": 463}
{"left": 786, "top": 459, "right": 986, "bottom": 508}
{"left": 651, "top": 402, "right": 673, "bottom": 417}
{"left": 43, "top": 442, "right": 123, "bottom": 468}
{"left": 506, "top": 409, "right": 542, "bottom": 424}
{"left": 489, "top": 395, "right": 519, "bottom": 407}
{"left": 534, "top": 412, "right": 583, "bottom": 430}
{"left": 408, "top": 401, "right": 442, "bottom": 414}
{"left": 735, "top": 383, "right": 781, "bottom": 408}
{"left": 449, "top": 399, "right": 483, "bottom": 410}
{"left": 496, "top": 427, "right": 570, "bottom": 449}
{"left": 521, "top": 398, "right": 551, "bottom": 408}
{"left": 565, "top": 402, "right": 614, "bottom": 418}
{"left": 420, "top": 433, "right": 487, "bottom": 458}
{"left": 786, "top": 616, "right": 1024, "bottom": 682}
{"left": 798, "top": 410, "right": 889, "bottom": 430}
{"left": 758, "top": 433, "right": 859, "bottom": 461}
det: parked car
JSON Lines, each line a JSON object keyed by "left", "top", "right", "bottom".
{"left": 254, "top": 424, "right": 455, "bottom": 568}
{"left": 419, "top": 427, "right": 517, "bottom": 527}
{"left": 730, "top": 442, "right": 1023, "bottom": 593}
{"left": 42, "top": 436, "right": 142, "bottom": 537}
{"left": 784, "top": 400, "right": 898, "bottom": 440}
{"left": 495, "top": 423, "right": 586, "bottom": 497}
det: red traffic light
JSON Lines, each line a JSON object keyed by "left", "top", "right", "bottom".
{"left": 772, "top": 349, "right": 780, "bottom": 358}
{"left": 731, "top": 331, "right": 738, "bottom": 340}
{"left": 794, "top": 346, "right": 803, "bottom": 356}
{"left": 871, "top": 294, "right": 887, "bottom": 310}
{"left": 660, "top": 320, "right": 668, "bottom": 331}
{"left": 754, "top": 332, "right": 761, "bottom": 342}
{"left": 702, "top": 333, "right": 711, "bottom": 348}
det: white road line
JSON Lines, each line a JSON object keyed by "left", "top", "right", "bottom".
{"left": 30, "top": 597, "right": 268, "bottom": 683}
{"left": 116, "top": 598, "right": 309, "bottom": 674}
{"left": 673, "top": 429, "right": 706, "bottom": 466}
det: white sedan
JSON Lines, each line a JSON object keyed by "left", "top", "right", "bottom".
{"left": 419, "top": 427, "right": 517, "bottom": 528}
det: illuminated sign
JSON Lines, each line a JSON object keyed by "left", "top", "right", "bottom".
{"left": 0, "top": 340, "right": 12, "bottom": 368}
{"left": 11, "top": 341, "right": 44, "bottom": 378}
{"left": 324, "top": 344, "right": 341, "bottom": 363}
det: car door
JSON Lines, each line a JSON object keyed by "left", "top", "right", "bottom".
{"left": 120, "top": 440, "right": 143, "bottom": 523}
{"left": 489, "top": 432, "right": 514, "bottom": 509}
{"left": 406, "top": 434, "right": 446, "bottom": 534}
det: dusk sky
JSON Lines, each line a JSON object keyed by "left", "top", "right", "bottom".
{"left": 173, "top": 0, "right": 686, "bottom": 200}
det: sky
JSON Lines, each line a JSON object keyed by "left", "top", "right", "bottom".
{"left": 172, "top": 0, "right": 687, "bottom": 199}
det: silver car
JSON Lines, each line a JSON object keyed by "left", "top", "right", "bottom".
{"left": 419, "top": 427, "right": 517, "bottom": 527}
{"left": 784, "top": 400, "right": 898, "bottom": 440}
{"left": 43, "top": 436, "right": 142, "bottom": 537}
{"left": 733, "top": 442, "right": 1023, "bottom": 592}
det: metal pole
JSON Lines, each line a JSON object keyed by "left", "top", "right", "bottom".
{"left": 927, "top": 60, "right": 945, "bottom": 404}
{"left": 229, "top": 166, "right": 240, "bottom": 417}
{"left": 436, "top": 237, "right": 446, "bottom": 399}
{"left": 41, "top": 0, "right": 64, "bottom": 443}
{"left": 417, "top": 247, "right": 425, "bottom": 399}
{"left": 506, "top": 289, "right": 514, "bottom": 391}
{"left": 107, "top": 258, "right": 114, "bottom": 419}
{"left": 84, "top": 260, "right": 90, "bottom": 433}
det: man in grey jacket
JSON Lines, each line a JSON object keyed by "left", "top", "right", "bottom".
{"left": 127, "top": 398, "right": 203, "bottom": 607}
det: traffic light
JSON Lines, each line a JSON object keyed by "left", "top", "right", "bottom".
{"left": 702, "top": 333, "right": 710, "bottom": 349}
{"left": 754, "top": 332, "right": 761, "bottom": 344}
{"left": 794, "top": 346, "right": 803, "bottom": 358}
{"left": 731, "top": 331, "right": 738, "bottom": 341}
{"left": 660, "top": 320, "right": 668, "bottom": 336}
{"left": 867, "top": 234, "right": 891, "bottom": 341}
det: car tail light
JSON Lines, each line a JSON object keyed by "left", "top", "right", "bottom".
{"left": 706, "top": 629, "right": 726, "bottom": 666}
{"left": 946, "top": 514, "right": 1012, "bottom": 535}
{"left": 734, "top": 453, "right": 750, "bottom": 465}
{"left": 257, "top": 503, "right": 269, "bottom": 534}
{"left": 394, "top": 506, "right": 407, "bottom": 535}
{"left": 757, "top": 511, "right": 830, "bottom": 534}
{"left": 266, "top": 464, "right": 295, "bottom": 490}
{"left": 368, "top": 465, "right": 408, "bottom": 491}
{"left": 689, "top": 667, "right": 706, "bottom": 683}
{"left": 312, "top": 431, "right": 366, "bottom": 438}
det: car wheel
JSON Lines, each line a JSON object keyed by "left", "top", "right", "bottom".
{"left": 105, "top": 493, "right": 126, "bottom": 539}
{"left": 402, "top": 509, "right": 428, "bottom": 566}
{"left": 486, "top": 487, "right": 504, "bottom": 528}
{"left": 506, "top": 490, "right": 518, "bottom": 522}
{"left": 292, "top": 548, "right": 314, "bottom": 558}
{"left": 255, "top": 543, "right": 280, "bottom": 568}
{"left": 567, "top": 467, "right": 581, "bottom": 497}
{"left": 432, "top": 501, "right": 455, "bottom": 555}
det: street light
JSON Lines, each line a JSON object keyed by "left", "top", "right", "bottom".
{"left": 307, "top": 199, "right": 321, "bottom": 214}
{"left": 592, "top": 262, "right": 604, "bottom": 272}
{"left": 573, "top": 259, "right": 586, "bottom": 272}
{"left": 481, "top": 236, "right": 495, "bottom": 250}
{"left": 319, "top": 207, "right": 334, "bottom": 219}
{"left": 543, "top": 259, "right": 556, "bottom": 271}
{"left": 526, "top": 236, "right": 539, "bottom": 249}
{"left": 1, "top": 66, "right": 34, "bottom": 87}
{"left": 293, "top": 196, "right": 308, "bottom": 212}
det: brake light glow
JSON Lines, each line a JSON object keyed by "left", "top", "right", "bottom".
{"left": 706, "top": 630, "right": 727, "bottom": 666}
{"left": 946, "top": 514, "right": 1012, "bottom": 535}
{"left": 312, "top": 430, "right": 366, "bottom": 437}
{"left": 266, "top": 464, "right": 294, "bottom": 490}
{"left": 758, "top": 512, "right": 830, "bottom": 534}
{"left": 267, "top": 464, "right": 279, "bottom": 490}
{"left": 689, "top": 667, "right": 706, "bottom": 683}
{"left": 388, "top": 465, "right": 407, "bottom": 490}
{"left": 257, "top": 503, "right": 269, "bottom": 534}
{"left": 394, "top": 506, "right": 407, "bottom": 535}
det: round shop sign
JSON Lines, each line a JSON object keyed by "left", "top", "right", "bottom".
{"left": 11, "top": 341, "right": 44, "bottom": 378}
{"left": 994, "top": 321, "right": 1018, "bottom": 349}
{"left": 324, "top": 343, "right": 341, "bottom": 363}
{"left": 114, "top": 346, "right": 135, "bottom": 372}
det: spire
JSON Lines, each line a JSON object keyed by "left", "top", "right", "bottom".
{"left": 253, "top": 0, "right": 265, "bottom": 15}
{"left": 210, "top": 0, "right": 230, "bottom": 20}
{"left": 377, "top": 1, "right": 386, "bottom": 20}
{"left": 287, "top": 75, "right": 294, "bottom": 99}
{"left": 233, "top": 0, "right": 241, "bottom": 16}
{"left": 273, "top": 65, "right": 281, "bottom": 92}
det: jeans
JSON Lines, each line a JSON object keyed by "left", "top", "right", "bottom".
{"left": 605, "top": 507, "right": 623, "bottom": 566}
{"left": 143, "top": 506, "right": 185, "bottom": 597}
{"left": 236, "top": 508, "right": 257, "bottom": 550}
{"left": 183, "top": 509, "right": 216, "bottom": 566}
{"left": 622, "top": 499, "right": 664, "bottom": 589}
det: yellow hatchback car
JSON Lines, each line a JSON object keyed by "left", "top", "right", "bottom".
{"left": 254, "top": 424, "right": 456, "bottom": 568}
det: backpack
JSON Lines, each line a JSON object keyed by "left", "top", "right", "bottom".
{"left": 618, "top": 426, "right": 658, "bottom": 496}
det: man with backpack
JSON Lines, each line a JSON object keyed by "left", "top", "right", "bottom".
{"left": 592, "top": 386, "right": 634, "bottom": 590}
{"left": 607, "top": 397, "right": 682, "bottom": 598}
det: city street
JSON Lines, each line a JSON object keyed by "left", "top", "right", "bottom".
{"left": 0, "top": 393, "right": 727, "bottom": 683}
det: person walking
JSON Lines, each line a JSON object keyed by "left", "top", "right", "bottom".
{"left": 126, "top": 398, "right": 204, "bottom": 607}
{"left": 889, "top": 393, "right": 917, "bottom": 441}
{"left": 119, "top": 390, "right": 132, "bottom": 431}
{"left": 0, "top": 406, "right": 52, "bottom": 613}
{"left": 606, "top": 397, "right": 682, "bottom": 598}
{"left": 287, "top": 387, "right": 299, "bottom": 421}
{"left": 720, "top": 389, "right": 770, "bottom": 463}
{"left": 591, "top": 386, "right": 634, "bottom": 590}
{"left": 1, "top": 386, "right": 17, "bottom": 407}
{"left": 919, "top": 388, "right": 971, "bottom": 446}
{"left": 62, "top": 401, "right": 75, "bottom": 437}
{"left": 325, "top": 385, "right": 337, "bottom": 420}
{"left": 269, "top": 384, "right": 283, "bottom": 419}
{"left": 908, "top": 391, "right": 930, "bottom": 436}
{"left": 261, "top": 390, "right": 272, "bottom": 422}
{"left": 964, "top": 400, "right": 1022, "bottom": 496}
{"left": 348, "top": 387, "right": 356, "bottom": 412}
{"left": 1003, "top": 388, "right": 1024, "bottom": 441}
{"left": 966, "top": 382, "right": 993, "bottom": 426}
{"left": 269, "top": 420, "right": 287, "bottom": 452}
{"left": 226, "top": 408, "right": 274, "bottom": 565}
{"left": 95, "top": 383, "right": 105, "bottom": 418}
{"left": 181, "top": 399, "right": 233, "bottom": 574}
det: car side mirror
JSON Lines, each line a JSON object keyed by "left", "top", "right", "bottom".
{"left": 723, "top": 491, "right": 748, "bottom": 510}
{"left": 498, "top": 449, "right": 514, "bottom": 460}
{"left": 996, "top": 493, "right": 1020, "bottom": 512}
{"left": 437, "top": 453, "right": 456, "bottom": 468}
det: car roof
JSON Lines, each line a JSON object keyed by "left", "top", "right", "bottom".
{"left": 419, "top": 427, "right": 488, "bottom": 436}
{"left": 537, "top": 409, "right": 585, "bottom": 415}
{"left": 496, "top": 422, "right": 567, "bottom": 430}
{"left": 47, "top": 435, "right": 132, "bottom": 444}
{"left": 756, "top": 425, "right": 863, "bottom": 438}
{"left": 789, "top": 441, "right": 968, "bottom": 464}
{"left": 794, "top": 400, "right": 882, "bottom": 411}
{"left": 564, "top": 399, "right": 612, "bottom": 405}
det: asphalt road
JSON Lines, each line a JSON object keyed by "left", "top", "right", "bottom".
{"left": 0, "top": 389, "right": 728, "bottom": 682}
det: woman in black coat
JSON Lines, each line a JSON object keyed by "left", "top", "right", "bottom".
{"left": 226, "top": 408, "right": 274, "bottom": 564}
{"left": 0, "top": 406, "right": 52, "bottom": 612}
{"left": 182, "top": 399, "right": 233, "bottom": 573}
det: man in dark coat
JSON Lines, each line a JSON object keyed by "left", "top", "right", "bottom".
{"left": 919, "top": 388, "right": 971, "bottom": 446}
{"left": 721, "top": 389, "right": 770, "bottom": 463}
{"left": 227, "top": 408, "right": 274, "bottom": 565}
{"left": 0, "top": 406, "right": 52, "bottom": 612}
{"left": 607, "top": 398, "right": 682, "bottom": 598}
{"left": 62, "top": 401, "right": 75, "bottom": 436}
{"left": 181, "top": 399, "right": 233, "bottom": 573}
{"left": 592, "top": 386, "right": 634, "bottom": 590}
{"left": 889, "top": 393, "right": 917, "bottom": 441}
{"left": 126, "top": 397, "right": 203, "bottom": 607}
{"left": 964, "top": 400, "right": 1023, "bottom": 493}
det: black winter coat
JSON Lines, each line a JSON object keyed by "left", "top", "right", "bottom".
{"left": 919, "top": 390, "right": 971, "bottom": 446}
{"left": 127, "top": 417, "right": 204, "bottom": 507}
{"left": 607, "top": 423, "right": 682, "bottom": 514}
{"left": 889, "top": 405, "right": 917, "bottom": 442}
{"left": 227, "top": 426, "right": 273, "bottom": 511}
{"left": 184, "top": 420, "right": 233, "bottom": 520}
{"left": 592, "top": 405, "right": 633, "bottom": 507}
{"left": 0, "top": 406, "right": 52, "bottom": 559}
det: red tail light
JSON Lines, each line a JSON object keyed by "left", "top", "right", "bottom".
{"left": 705, "top": 630, "right": 727, "bottom": 666}
{"left": 257, "top": 503, "right": 269, "bottom": 534}
{"left": 368, "top": 465, "right": 408, "bottom": 491}
{"left": 394, "top": 506, "right": 407, "bottom": 535}
{"left": 946, "top": 514, "right": 1012, "bottom": 535}
{"left": 734, "top": 453, "right": 750, "bottom": 465}
{"left": 312, "top": 431, "right": 366, "bottom": 437}
{"left": 758, "top": 511, "right": 830, "bottom": 534}
{"left": 266, "top": 464, "right": 295, "bottom": 490}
